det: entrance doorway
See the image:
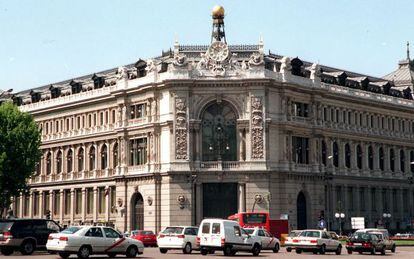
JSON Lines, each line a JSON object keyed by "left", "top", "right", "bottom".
{"left": 203, "top": 183, "right": 238, "bottom": 219}
{"left": 131, "top": 192, "right": 144, "bottom": 230}
{"left": 297, "top": 191, "right": 307, "bottom": 230}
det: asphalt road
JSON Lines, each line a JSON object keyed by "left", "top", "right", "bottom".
{"left": 1, "top": 246, "right": 414, "bottom": 258}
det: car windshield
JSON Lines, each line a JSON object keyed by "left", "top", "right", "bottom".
{"left": 244, "top": 229, "right": 254, "bottom": 235}
{"left": 351, "top": 233, "right": 371, "bottom": 241}
{"left": 300, "top": 231, "right": 321, "bottom": 238}
{"left": 162, "top": 227, "right": 184, "bottom": 235}
{"left": 289, "top": 231, "right": 301, "bottom": 237}
{"left": 141, "top": 231, "right": 154, "bottom": 235}
{"left": 242, "top": 214, "right": 267, "bottom": 224}
{"left": 0, "top": 222, "right": 13, "bottom": 232}
{"left": 61, "top": 226, "right": 81, "bottom": 234}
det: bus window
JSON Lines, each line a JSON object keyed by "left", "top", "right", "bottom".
{"left": 242, "top": 214, "right": 267, "bottom": 224}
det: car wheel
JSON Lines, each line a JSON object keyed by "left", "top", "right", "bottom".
{"left": 159, "top": 248, "right": 168, "bottom": 254}
{"left": 381, "top": 246, "right": 386, "bottom": 255}
{"left": 183, "top": 242, "right": 192, "bottom": 254}
{"left": 347, "top": 249, "right": 352, "bottom": 254}
{"left": 286, "top": 247, "right": 292, "bottom": 252}
{"left": 223, "top": 245, "right": 233, "bottom": 256}
{"left": 252, "top": 243, "right": 261, "bottom": 256}
{"left": 335, "top": 245, "right": 342, "bottom": 255}
{"left": 0, "top": 248, "right": 13, "bottom": 256}
{"left": 371, "top": 246, "right": 376, "bottom": 255}
{"left": 58, "top": 252, "right": 70, "bottom": 259}
{"left": 391, "top": 245, "right": 396, "bottom": 253}
{"left": 313, "top": 250, "right": 318, "bottom": 254}
{"left": 358, "top": 251, "right": 363, "bottom": 254}
{"left": 126, "top": 245, "right": 138, "bottom": 258}
{"left": 319, "top": 244, "right": 326, "bottom": 255}
{"left": 78, "top": 245, "right": 91, "bottom": 259}
{"left": 107, "top": 252, "right": 117, "bottom": 258}
{"left": 20, "top": 240, "right": 35, "bottom": 255}
{"left": 273, "top": 243, "right": 280, "bottom": 253}
{"left": 200, "top": 248, "right": 208, "bottom": 256}
{"left": 296, "top": 248, "right": 302, "bottom": 254}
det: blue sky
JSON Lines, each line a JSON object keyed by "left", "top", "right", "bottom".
{"left": 1, "top": 0, "right": 413, "bottom": 92}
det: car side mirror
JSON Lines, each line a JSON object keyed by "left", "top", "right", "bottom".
{"left": 119, "top": 234, "right": 124, "bottom": 238}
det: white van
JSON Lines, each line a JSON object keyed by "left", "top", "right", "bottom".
{"left": 197, "top": 219, "right": 262, "bottom": 256}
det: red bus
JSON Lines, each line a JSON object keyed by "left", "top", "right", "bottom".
{"left": 228, "top": 212, "right": 288, "bottom": 239}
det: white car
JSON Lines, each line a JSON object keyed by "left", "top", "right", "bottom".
{"left": 285, "top": 230, "right": 302, "bottom": 252}
{"left": 46, "top": 226, "right": 144, "bottom": 259}
{"left": 290, "top": 229, "right": 342, "bottom": 255}
{"left": 244, "top": 228, "right": 280, "bottom": 253}
{"left": 197, "top": 219, "right": 262, "bottom": 256}
{"left": 156, "top": 226, "right": 199, "bottom": 254}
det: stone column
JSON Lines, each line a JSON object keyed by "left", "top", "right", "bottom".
{"left": 105, "top": 186, "right": 110, "bottom": 222}
{"left": 93, "top": 187, "right": 98, "bottom": 222}
{"left": 238, "top": 129, "right": 245, "bottom": 161}
{"left": 39, "top": 191, "right": 44, "bottom": 218}
{"left": 326, "top": 138, "right": 334, "bottom": 168}
{"left": 373, "top": 144, "right": 380, "bottom": 171}
{"left": 238, "top": 183, "right": 246, "bottom": 213}
{"left": 59, "top": 190, "right": 64, "bottom": 223}
{"left": 70, "top": 188, "right": 75, "bottom": 223}
{"left": 19, "top": 193, "right": 24, "bottom": 218}
{"left": 81, "top": 188, "right": 86, "bottom": 223}
{"left": 29, "top": 190, "right": 34, "bottom": 218}
{"left": 50, "top": 191, "right": 55, "bottom": 220}
{"left": 195, "top": 183, "right": 203, "bottom": 225}
{"left": 195, "top": 126, "right": 201, "bottom": 161}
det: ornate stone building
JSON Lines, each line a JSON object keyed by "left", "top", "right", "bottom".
{"left": 6, "top": 6, "right": 414, "bottom": 233}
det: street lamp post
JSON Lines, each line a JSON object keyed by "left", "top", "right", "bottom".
{"left": 383, "top": 213, "right": 392, "bottom": 230}
{"left": 335, "top": 212, "right": 345, "bottom": 236}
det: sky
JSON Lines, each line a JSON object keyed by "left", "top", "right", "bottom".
{"left": 1, "top": 0, "right": 414, "bottom": 92}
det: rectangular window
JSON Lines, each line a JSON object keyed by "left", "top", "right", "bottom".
{"left": 54, "top": 191, "right": 60, "bottom": 215}
{"left": 403, "top": 189, "right": 408, "bottom": 212}
{"left": 33, "top": 192, "right": 39, "bottom": 216}
{"left": 87, "top": 188, "right": 93, "bottom": 214}
{"left": 110, "top": 187, "right": 116, "bottom": 213}
{"left": 202, "top": 223, "right": 210, "bottom": 234}
{"left": 64, "top": 190, "right": 71, "bottom": 215}
{"left": 75, "top": 189, "right": 82, "bottom": 214}
{"left": 212, "top": 223, "right": 221, "bottom": 234}
{"left": 392, "top": 189, "right": 398, "bottom": 212}
{"left": 130, "top": 103, "right": 146, "bottom": 119}
{"left": 24, "top": 194, "right": 30, "bottom": 216}
{"left": 348, "top": 187, "right": 353, "bottom": 211}
{"left": 382, "top": 189, "right": 388, "bottom": 211}
{"left": 371, "top": 188, "right": 376, "bottom": 212}
{"left": 129, "top": 138, "right": 148, "bottom": 165}
{"left": 292, "top": 136, "right": 309, "bottom": 164}
{"left": 360, "top": 188, "right": 365, "bottom": 211}
{"left": 44, "top": 192, "right": 50, "bottom": 212}
{"left": 293, "top": 102, "right": 309, "bottom": 117}
{"left": 323, "top": 108, "right": 327, "bottom": 121}
{"left": 98, "top": 187, "right": 105, "bottom": 214}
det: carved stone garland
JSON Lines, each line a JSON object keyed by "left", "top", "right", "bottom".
{"left": 175, "top": 98, "right": 188, "bottom": 160}
{"left": 251, "top": 97, "right": 264, "bottom": 159}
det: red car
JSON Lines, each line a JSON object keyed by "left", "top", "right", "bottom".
{"left": 130, "top": 230, "right": 157, "bottom": 247}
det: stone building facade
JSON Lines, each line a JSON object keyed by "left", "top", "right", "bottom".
{"left": 6, "top": 7, "right": 414, "bottom": 233}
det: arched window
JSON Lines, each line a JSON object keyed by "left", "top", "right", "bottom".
{"left": 356, "top": 145, "right": 362, "bottom": 169}
{"left": 201, "top": 101, "right": 237, "bottom": 161}
{"left": 78, "top": 148, "right": 84, "bottom": 171}
{"left": 410, "top": 151, "right": 414, "bottom": 173}
{"left": 321, "top": 140, "right": 327, "bottom": 166}
{"left": 56, "top": 150, "right": 62, "bottom": 174}
{"left": 101, "top": 145, "right": 108, "bottom": 169}
{"left": 379, "top": 147, "right": 384, "bottom": 171}
{"left": 345, "top": 143, "right": 351, "bottom": 168}
{"left": 67, "top": 149, "right": 73, "bottom": 172}
{"left": 89, "top": 146, "right": 96, "bottom": 171}
{"left": 46, "top": 152, "right": 51, "bottom": 175}
{"left": 390, "top": 148, "right": 395, "bottom": 172}
{"left": 113, "top": 143, "right": 118, "bottom": 168}
{"left": 332, "top": 142, "right": 339, "bottom": 167}
{"left": 400, "top": 149, "right": 405, "bottom": 173}
{"left": 368, "top": 146, "right": 374, "bottom": 170}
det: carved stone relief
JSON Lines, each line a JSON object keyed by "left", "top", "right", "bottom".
{"left": 175, "top": 97, "right": 188, "bottom": 160}
{"left": 251, "top": 97, "right": 264, "bottom": 159}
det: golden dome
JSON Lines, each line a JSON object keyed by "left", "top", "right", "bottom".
{"left": 212, "top": 5, "right": 225, "bottom": 18}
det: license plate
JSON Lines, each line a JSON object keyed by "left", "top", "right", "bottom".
{"left": 354, "top": 243, "right": 362, "bottom": 246}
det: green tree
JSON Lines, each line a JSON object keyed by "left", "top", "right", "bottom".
{"left": 0, "top": 101, "right": 41, "bottom": 217}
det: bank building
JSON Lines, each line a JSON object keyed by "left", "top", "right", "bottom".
{"left": 3, "top": 6, "right": 414, "bottom": 233}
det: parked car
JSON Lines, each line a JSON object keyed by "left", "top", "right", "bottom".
{"left": 290, "top": 229, "right": 342, "bottom": 255}
{"left": 346, "top": 232, "right": 386, "bottom": 255}
{"left": 130, "top": 230, "right": 157, "bottom": 247}
{"left": 157, "top": 226, "right": 198, "bottom": 254}
{"left": 197, "top": 219, "right": 262, "bottom": 256}
{"left": 355, "top": 228, "right": 396, "bottom": 253}
{"left": 0, "top": 218, "right": 61, "bottom": 256}
{"left": 244, "top": 227, "right": 280, "bottom": 253}
{"left": 285, "top": 230, "right": 302, "bottom": 252}
{"left": 46, "top": 226, "right": 144, "bottom": 259}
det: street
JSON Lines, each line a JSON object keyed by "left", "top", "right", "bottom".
{"left": 2, "top": 247, "right": 414, "bottom": 259}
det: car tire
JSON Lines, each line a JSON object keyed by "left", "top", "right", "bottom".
{"left": 223, "top": 245, "right": 233, "bottom": 256}
{"left": 286, "top": 247, "right": 292, "bottom": 252}
{"left": 0, "top": 248, "right": 13, "bottom": 256}
{"left": 347, "top": 249, "right": 352, "bottom": 254}
{"left": 78, "top": 245, "right": 91, "bottom": 259}
{"left": 358, "top": 251, "right": 363, "bottom": 254}
{"left": 335, "top": 245, "right": 342, "bottom": 255}
{"left": 381, "top": 246, "right": 386, "bottom": 255}
{"left": 371, "top": 246, "right": 376, "bottom": 255}
{"left": 296, "top": 248, "right": 302, "bottom": 254}
{"left": 312, "top": 250, "right": 318, "bottom": 254}
{"left": 20, "top": 240, "right": 35, "bottom": 255}
{"left": 126, "top": 245, "right": 138, "bottom": 258}
{"left": 200, "top": 248, "right": 208, "bottom": 256}
{"left": 107, "top": 252, "right": 117, "bottom": 258}
{"left": 252, "top": 243, "right": 261, "bottom": 256}
{"left": 391, "top": 245, "right": 396, "bottom": 253}
{"left": 273, "top": 243, "right": 280, "bottom": 253}
{"left": 183, "top": 242, "right": 192, "bottom": 254}
{"left": 159, "top": 248, "right": 168, "bottom": 254}
{"left": 58, "top": 252, "right": 70, "bottom": 259}
{"left": 319, "top": 244, "right": 326, "bottom": 255}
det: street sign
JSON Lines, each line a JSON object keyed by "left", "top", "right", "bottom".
{"left": 351, "top": 217, "right": 365, "bottom": 229}
{"left": 318, "top": 219, "right": 326, "bottom": 229}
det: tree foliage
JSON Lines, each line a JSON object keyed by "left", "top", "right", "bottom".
{"left": 0, "top": 101, "right": 41, "bottom": 217}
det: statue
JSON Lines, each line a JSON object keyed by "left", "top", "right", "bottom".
{"left": 117, "top": 66, "right": 128, "bottom": 80}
